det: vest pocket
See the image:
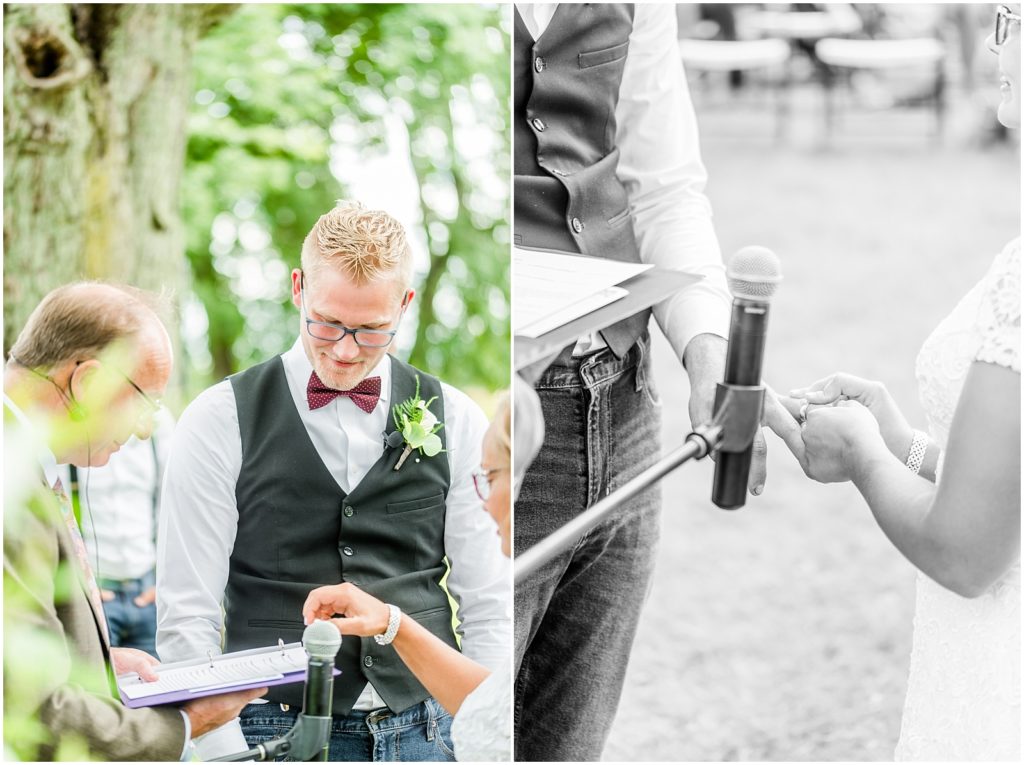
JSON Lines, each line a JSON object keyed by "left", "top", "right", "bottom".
{"left": 607, "top": 208, "right": 631, "bottom": 228}
{"left": 386, "top": 492, "right": 445, "bottom": 515}
{"left": 578, "top": 40, "right": 629, "bottom": 69}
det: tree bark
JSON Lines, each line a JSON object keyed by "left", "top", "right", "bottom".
{"left": 3, "top": 3, "right": 235, "bottom": 353}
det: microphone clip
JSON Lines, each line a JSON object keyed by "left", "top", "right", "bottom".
{"left": 710, "top": 383, "right": 765, "bottom": 454}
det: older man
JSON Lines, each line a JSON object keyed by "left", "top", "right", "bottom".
{"left": 3, "top": 283, "right": 263, "bottom": 761}
{"left": 158, "top": 202, "right": 510, "bottom": 760}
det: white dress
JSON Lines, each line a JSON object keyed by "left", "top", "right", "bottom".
{"left": 895, "top": 238, "right": 1021, "bottom": 761}
{"left": 449, "top": 667, "right": 512, "bottom": 761}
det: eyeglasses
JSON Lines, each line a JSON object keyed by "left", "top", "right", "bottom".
{"left": 299, "top": 280, "right": 405, "bottom": 348}
{"left": 472, "top": 466, "right": 506, "bottom": 501}
{"left": 996, "top": 5, "right": 1021, "bottom": 46}
{"left": 119, "top": 373, "right": 162, "bottom": 416}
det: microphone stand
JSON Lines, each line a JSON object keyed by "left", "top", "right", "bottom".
{"left": 212, "top": 714, "right": 332, "bottom": 762}
{"left": 514, "top": 423, "right": 722, "bottom": 585}
{"left": 514, "top": 383, "right": 765, "bottom": 585}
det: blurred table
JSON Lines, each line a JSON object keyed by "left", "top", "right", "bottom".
{"left": 746, "top": 10, "right": 862, "bottom": 43}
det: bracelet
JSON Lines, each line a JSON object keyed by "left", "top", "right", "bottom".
{"left": 373, "top": 604, "right": 401, "bottom": 646}
{"left": 905, "top": 430, "right": 928, "bottom": 475}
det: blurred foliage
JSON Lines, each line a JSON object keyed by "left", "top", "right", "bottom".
{"left": 182, "top": 3, "right": 510, "bottom": 402}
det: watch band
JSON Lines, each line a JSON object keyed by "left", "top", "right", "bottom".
{"left": 373, "top": 604, "right": 402, "bottom": 646}
{"left": 905, "top": 430, "right": 928, "bottom": 475}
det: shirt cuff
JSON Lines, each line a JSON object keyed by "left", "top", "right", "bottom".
{"left": 656, "top": 289, "right": 731, "bottom": 363}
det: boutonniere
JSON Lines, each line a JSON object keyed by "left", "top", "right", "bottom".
{"left": 391, "top": 376, "right": 444, "bottom": 471}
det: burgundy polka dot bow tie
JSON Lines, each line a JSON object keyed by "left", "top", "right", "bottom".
{"left": 306, "top": 372, "right": 382, "bottom": 413}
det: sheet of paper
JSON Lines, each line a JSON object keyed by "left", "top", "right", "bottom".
{"left": 514, "top": 248, "right": 651, "bottom": 338}
{"left": 119, "top": 644, "right": 307, "bottom": 700}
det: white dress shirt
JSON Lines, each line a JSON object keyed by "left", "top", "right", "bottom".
{"left": 156, "top": 340, "right": 510, "bottom": 757}
{"left": 57, "top": 409, "right": 174, "bottom": 582}
{"left": 517, "top": 3, "right": 731, "bottom": 358}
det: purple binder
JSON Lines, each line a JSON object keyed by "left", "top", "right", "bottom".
{"left": 117, "top": 642, "right": 341, "bottom": 709}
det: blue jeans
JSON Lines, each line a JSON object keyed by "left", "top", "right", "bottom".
{"left": 514, "top": 334, "right": 662, "bottom": 762}
{"left": 98, "top": 570, "right": 157, "bottom": 655}
{"left": 239, "top": 698, "right": 456, "bottom": 762}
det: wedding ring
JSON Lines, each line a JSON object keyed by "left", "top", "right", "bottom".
{"left": 798, "top": 402, "right": 809, "bottom": 425}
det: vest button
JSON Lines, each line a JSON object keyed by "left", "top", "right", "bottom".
{"left": 363, "top": 655, "right": 374, "bottom": 668}
{"left": 531, "top": 117, "right": 546, "bottom": 132}
{"left": 571, "top": 217, "right": 584, "bottom": 233}
{"left": 343, "top": 505, "right": 354, "bottom": 517}
{"left": 342, "top": 546, "right": 354, "bottom": 556}
{"left": 534, "top": 56, "right": 546, "bottom": 73}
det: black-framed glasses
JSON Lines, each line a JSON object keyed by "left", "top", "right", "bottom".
{"left": 472, "top": 466, "right": 507, "bottom": 501}
{"left": 996, "top": 5, "right": 1021, "bottom": 46}
{"left": 299, "top": 278, "right": 405, "bottom": 348}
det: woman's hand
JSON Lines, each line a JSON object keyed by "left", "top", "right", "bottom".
{"left": 110, "top": 647, "right": 160, "bottom": 682}
{"left": 302, "top": 582, "right": 390, "bottom": 637}
{"left": 763, "top": 389, "right": 888, "bottom": 483}
{"left": 799, "top": 401, "right": 889, "bottom": 483}
{"left": 790, "top": 372, "right": 914, "bottom": 460}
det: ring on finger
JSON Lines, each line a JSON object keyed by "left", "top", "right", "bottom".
{"left": 798, "top": 402, "right": 809, "bottom": 425}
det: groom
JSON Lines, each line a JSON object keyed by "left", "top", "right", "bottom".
{"left": 156, "top": 201, "right": 510, "bottom": 760}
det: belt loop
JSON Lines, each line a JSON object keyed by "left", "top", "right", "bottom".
{"left": 425, "top": 699, "right": 437, "bottom": 741}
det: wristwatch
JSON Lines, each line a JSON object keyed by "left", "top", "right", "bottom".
{"left": 373, "top": 604, "right": 402, "bottom": 646}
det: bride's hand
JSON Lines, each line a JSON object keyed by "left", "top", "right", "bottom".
{"left": 763, "top": 390, "right": 888, "bottom": 483}
{"left": 302, "top": 582, "right": 390, "bottom": 637}
{"left": 799, "top": 400, "right": 889, "bottom": 483}
{"left": 790, "top": 372, "right": 914, "bottom": 461}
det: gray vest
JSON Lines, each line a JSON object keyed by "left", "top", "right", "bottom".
{"left": 514, "top": 3, "right": 648, "bottom": 357}
{"left": 226, "top": 356, "right": 457, "bottom": 715}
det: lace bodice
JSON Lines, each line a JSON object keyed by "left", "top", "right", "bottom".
{"left": 450, "top": 667, "right": 511, "bottom": 762}
{"left": 896, "top": 238, "right": 1021, "bottom": 761}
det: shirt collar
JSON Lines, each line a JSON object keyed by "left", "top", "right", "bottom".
{"left": 3, "top": 392, "right": 61, "bottom": 490}
{"left": 283, "top": 337, "right": 392, "bottom": 406}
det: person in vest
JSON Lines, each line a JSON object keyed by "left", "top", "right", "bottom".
{"left": 301, "top": 390, "right": 514, "bottom": 762}
{"left": 4, "top": 283, "right": 263, "bottom": 760}
{"left": 513, "top": 4, "right": 767, "bottom": 761}
{"left": 156, "top": 201, "right": 510, "bottom": 761}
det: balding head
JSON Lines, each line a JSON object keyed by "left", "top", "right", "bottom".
{"left": 9, "top": 282, "right": 171, "bottom": 372}
{"left": 6, "top": 282, "right": 173, "bottom": 466}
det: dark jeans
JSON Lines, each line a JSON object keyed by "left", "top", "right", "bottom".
{"left": 514, "top": 334, "right": 662, "bottom": 762}
{"left": 239, "top": 698, "right": 456, "bottom": 762}
{"left": 98, "top": 570, "right": 157, "bottom": 655}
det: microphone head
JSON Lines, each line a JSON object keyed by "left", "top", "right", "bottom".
{"left": 303, "top": 620, "right": 342, "bottom": 661}
{"left": 726, "top": 246, "right": 782, "bottom": 301}
{"left": 384, "top": 430, "right": 404, "bottom": 449}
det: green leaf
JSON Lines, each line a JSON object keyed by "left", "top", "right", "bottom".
{"left": 420, "top": 433, "right": 443, "bottom": 456}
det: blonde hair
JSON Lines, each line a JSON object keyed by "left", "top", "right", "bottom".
{"left": 301, "top": 200, "right": 413, "bottom": 289}
{"left": 486, "top": 391, "right": 511, "bottom": 468}
{"left": 8, "top": 282, "right": 169, "bottom": 371}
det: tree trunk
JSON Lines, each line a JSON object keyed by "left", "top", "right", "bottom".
{"left": 3, "top": 3, "right": 234, "bottom": 354}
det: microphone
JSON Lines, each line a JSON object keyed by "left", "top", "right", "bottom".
{"left": 302, "top": 620, "right": 341, "bottom": 718}
{"left": 213, "top": 623, "right": 341, "bottom": 762}
{"left": 711, "top": 246, "right": 782, "bottom": 510}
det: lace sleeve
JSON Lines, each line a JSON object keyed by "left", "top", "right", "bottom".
{"left": 975, "top": 240, "right": 1020, "bottom": 373}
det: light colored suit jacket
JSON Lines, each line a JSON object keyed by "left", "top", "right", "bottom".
{"left": 3, "top": 450, "right": 185, "bottom": 760}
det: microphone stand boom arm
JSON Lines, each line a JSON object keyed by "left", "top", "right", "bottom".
{"left": 513, "top": 383, "right": 764, "bottom": 585}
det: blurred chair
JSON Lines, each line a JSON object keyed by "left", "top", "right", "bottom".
{"left": 679, "top": 39, "right": 792, "bottom": 140}
{"left": 814, "top": 37, "right": 947, "bottom": 145}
